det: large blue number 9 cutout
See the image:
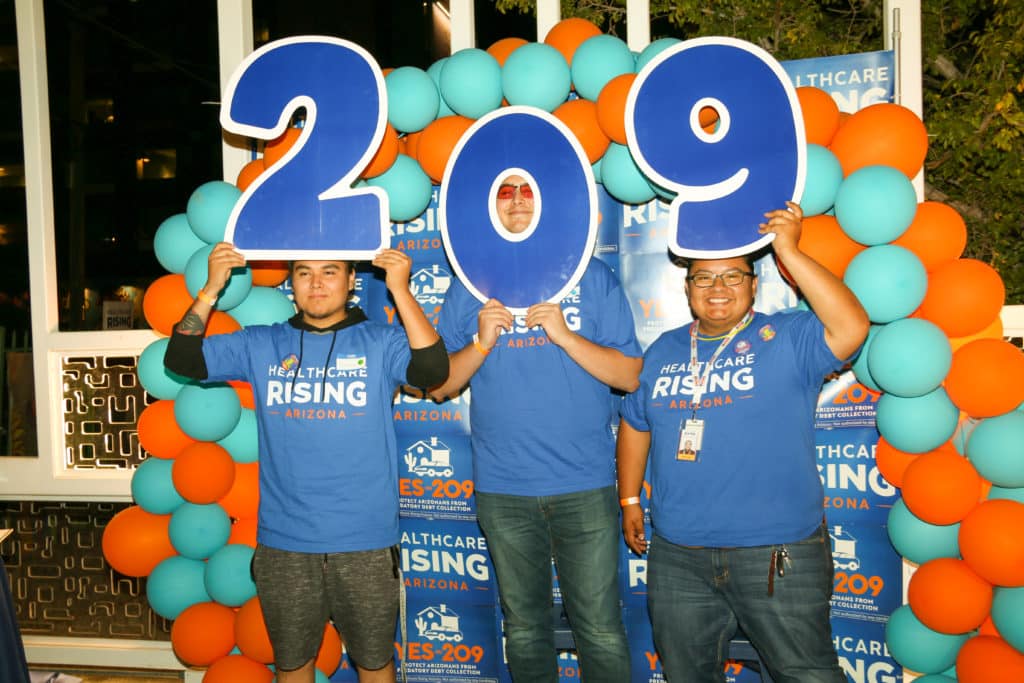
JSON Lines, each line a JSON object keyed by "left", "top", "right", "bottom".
{"left": 221, "top": 37, "right": 389, "bottom": 259}
{"left": 626, "top": 37, "right": 806, "bottom": 258}
{"left": 440, "top": 107, "right": 597, "bottom": 313}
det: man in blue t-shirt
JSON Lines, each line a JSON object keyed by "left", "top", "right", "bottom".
{"left": 432, "top": 175, "right": 640, "bottom": 682}
{"left": 617, "top": 202, "right": 869, "bottom": 682}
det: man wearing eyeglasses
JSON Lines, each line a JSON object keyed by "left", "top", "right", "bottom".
{"left": 431, "top": 174, "right": 640, "bottom": 682}
{"left": 617, "top": 201, "right": 869, "bottom": 682}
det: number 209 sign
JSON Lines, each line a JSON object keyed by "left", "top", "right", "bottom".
{"left": 220, "top": 35, "right": 805, "bottom": 306}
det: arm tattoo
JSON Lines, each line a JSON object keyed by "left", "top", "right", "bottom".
{"left": 175, "top": 311, "right": 207, "bottom": 336}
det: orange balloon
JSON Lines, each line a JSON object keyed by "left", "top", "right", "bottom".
{"left": 908, "top": 558, "right": 993, "bottom": 634}
{"left": 235, "top": 596, "right": 275, "bottom": 664}
{"left": 917, "top": 259, "right": 1005, "bottom": 338}
{"left": 979, "top": 615, "right": 1002, "bottom": 638}
{"left": 796, "top": 87, "right": 841, "bottom": 146}
{"left": 250, "top": 261, "right": 289, "bottom": 287}
{"left": 362, "top": 123, "right": 400, "bottom": 178}
{"left": 901, "top": 448, "right": 983, "bottom": 524}
{"left": 595, "top": 73, "right": 635, "bottom": 145}
{"left": 229, "top": 517, "right": 258, "bottom": 547}
{"left": 230, "top": 381, "right": 256, "bottom": 410}
{"left": 219, "top": 462, "right": 260, "bottom": 520}
{"left": 698, "top": 106, "right": 720, "bottom": 133}
{"left": 553, "top": 98, "right": 610, "bottom": 163}
{"left": 959, "top": 499, "right": 1024, "bottom": 586}
{"left": 236, "top": 158, "right": 266, "bottom": 192}
{"left": 206, "top": 311, "right": 242, "bottom": 337}
{"left": 487, "top": 37, "right": 528, "bottom": 66}
{"left": 828, "top": 103, "right": 928, "bottom": 178}
{"left": 416, "top": 115, "right": 474, "bottom": 183}
{"left": 173, "top": 442, "right": 236, "bottom": 504}
{"left": 874, "top": 436, "right": 921, "bottom": 489}
{"left": 949, "top": 315, "right": 1004, "bottom": 353}
{"left": 171, "top": 601, "right": 236, "bottom": 666}
{"left": 891, "top": 202, "right": 967, "bottom": 272}
{"left": 102, "top": 505, "right": 175, "bottom": 577}
{"left": 956, "top": 635, "right": 1024, "bottom": 683}
{"left": 544, "top": 17, "right": 602, "bottom": 67}
{"left": 203, "top": 654, "right": 274, "bottom": 683}
{"left": 143, "top": 274, "right": 193, "bottom": 336}
{"left": 400, "top": 130, "right": 423, "bottom": 160}
{"left": 138, "top": 400, "right": 196, "bottom": 459}
{"left": 316, "top": 624, "right": 344, "bottom": 675}
{"left": 797, "top": 214, "right": 865, "bottom": 279}
{"left": 945, "top": 339, "right": 1024, "bottom": 418}
{"left": 263, "top": 126, "right": 302, "bottom": 168}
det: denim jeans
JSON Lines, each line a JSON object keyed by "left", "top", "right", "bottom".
{"left": 647, "top": 524, "right": 845, "bottom": 683}
{"left": 476, "top": 485, "right": 631, "bottom": 682}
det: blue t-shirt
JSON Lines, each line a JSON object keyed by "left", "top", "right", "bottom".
{"left": 202, "top": 319, "right": 409, "bottom": 553}
{"left": 620, "top": 311, "right": 844, "bottom": 547}
{"left": 438, "top": 259, "right": 641, "bottom": 495}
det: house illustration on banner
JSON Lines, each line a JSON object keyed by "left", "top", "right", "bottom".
{"left": 416, "top": 603, "right": 464, "bottom": 642}
{"left": 410, "top": 265, "right": 452, "bottom": 305}
{"left": 829, "top": 525, "right": 860, "bottom": 571}
{"left": 404, "top": 436, "right": 453, "bottom": 477}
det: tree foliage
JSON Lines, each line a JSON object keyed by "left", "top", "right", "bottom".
{"left": 495, "top": 0, "right": 1024, "bottom": 303}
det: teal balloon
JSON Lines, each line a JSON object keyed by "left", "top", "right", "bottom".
{"left": 988, "top": 485, "right": 1024, "bottom": 504}
{"left": 502, "top": 42, "right": 570, "bottom": 112}
{"left": 834, "top": 165, "right": 917, "bottom": 245}
{"left": 877, "top": 387, "right": 959, "bottom": 453}
{"left": 887, "top": 499, "right": 961, "bottom": 564}
{"left": 154, "top": 213, "right": 206, "bottom": 274}
{"left": 868, "top": 318, "right": 952, "bottom": 398}
{"left": 385, "top": 66, "right": 440, "bottom": 133}
{"left": 966, "top": 412, "right": 1024, "bottom": 487}
{"left": 184, "top": 244, "right": 253, "bottom": 311}
{"left": 367, "top": 154, "right": 433, "bottom": 223}
{"left": 801, "top": 144, "right": 844, "bottom": 216}
{"left": 570, "top": 34, "right": 634, "bottom": 101}
{"left": 635, "top": 37, "right": 681, "bottom": 72}
{"left": 914, "top": 675, "right": 957, "bottom": 682}
{"left": 843, "top": 245, "right": 927, "bottom": 323}
{"left": 229, "top": 286, "right": 296, "bottom": 327}
{"left": 217, "top": 408, "right": 259, "bottom": 464}
{"left": 953, "top": 416, "right": 981, "bottom": 455}
{"left": 131, "top": 457, "right": 185, "bottom": 515}
{"left": 992, "top": 586, "right": 1024, "bottom": 652}
{"left": 439, "top": 48, "right": 502, "bottom": 119}
{"left": 851, "top": 324, "right": 883, "bottom": 392}
{"left": 146, "top": 555, "right": 210, "bottom": 620}
{"left": 591, "top": 158, "right": 602, "bottom": 184}
{"left": 601, "top": 143, "right": 656, "bottom": 204}
{"left": 427, "top": 58, "right": 455, "bottom": 117}
{"left": 138, "top": 337, "right": 193, "bottom": 400}
{"left": 186, "top": 181, "right": 242, "bottom": 244}
{"left": 173, "top": 383, "right": 242, "bottom": 442}
{"left": 169, "top": 502, "right": 231, "bottom": 560}
{"left": 204, "top": 544, "right": 257, "bottom": 607}
{"left": 885, "top": 604, "right": 969, "bottom": 674}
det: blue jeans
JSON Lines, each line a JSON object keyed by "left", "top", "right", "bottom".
{"left": 476, "top": 486, "right": 630, "bottom": 682}
{"left": 648, "top": 524, "right": 845, "bottom": 683}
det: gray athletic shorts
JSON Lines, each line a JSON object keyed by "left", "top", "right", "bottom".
{"left": 251, "top": 544, "right": 400, "bottom": 671}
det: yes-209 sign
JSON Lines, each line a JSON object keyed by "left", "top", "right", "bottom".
{"left": 221, "top": 35, "right": 805, "bottom": 308}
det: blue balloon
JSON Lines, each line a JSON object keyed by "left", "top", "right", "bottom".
{"left": 385, "top": 66, "right": 441, "bottom": 133}
{"left": 173, "top": 383, "right": 242, "bottom": 442}
{"left": 367, "top": 154, "right": 433, "bottom": 223}
{"left": 868, "top": 318, "right": 952, "bottom": 398}
{"left": 184, "top": 244, "right": 253, "bottom": 311}
{"left": 876, "top": 387, "right": 959, "bottom": 453}
{"left": 146, "top": 555, "right": 210, "bottom": 620}
{"left": 426, "top": 58, "right": 455, "bottom": 118}
{"left": 635, "top": 37, "right": 681, "bottom": 72}
{"left": 834, "top": 165, "right": 918, "bottom": 245}
{"left": 204, "top": 544, "right": 257, "bottom": 607}
{"left": 843, "top": 245, "right": 927, "bottom": 323}
{"left": 138, "top": 337, "right": 192, "bottom": 400}
{"left": 887, "top": 499, "right": 961, "bottom": 564}
{"left": 217, "top": 408, "right": 259, "bottom": 464}
{"left": 502, "top": 42, "right": 571, "bottom": 112}
{"left": 992, "top": 586, "right": 1024, "bottom": 653}
{"left": 186, "top": 181, "right": 242, "bottom": 244}
{"left": 601, "top": 143, "right": 656, "bottom": 204}
{"left": 131, "top": 457, "right": 185, "bottom": 515}
{"left": 228, "top": 286, "right": 296, "bottom": 327}
{"left": 570, "top": 34, "right": 634, "bottom": 101}
{"left": 169, "top": 502, "right": 231, "bottom": 560}
{"left": 966, "top": 411, "right": 1024, "bottom": 487}
{"left": 153, "top": 213, "right": 207, "bottom": 274}
{"left": 885, "top": 604, "right": 969, "bottom": 674}
{"left": 851, "top": 324, "right": 883, "bottom": 392}
{"left": 988, "top": 485, "right": 1024, "bottom": 504}
{"left": 439, "top": 48, "right": 502, "bottom": 119}
{"left": 801, "top": 144, "right": 844, "bottom": 216}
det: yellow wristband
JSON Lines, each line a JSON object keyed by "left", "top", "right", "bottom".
{"left": 197, "top": 290, "right": 217, "bottom": 306}
{"left": 619, "top": 496, "right": 641, "bottom": 508}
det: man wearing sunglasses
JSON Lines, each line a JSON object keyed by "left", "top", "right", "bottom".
{"left": 617, "top": 202, "right": 869, "bottom": 682}
{"left": 432, "top": 174, "right": 640, "bottom": 681}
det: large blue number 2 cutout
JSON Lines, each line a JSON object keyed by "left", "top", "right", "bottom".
{"left": 221, "top": 37, "right": 389, "bottom": 259}
{"left": 440, "top": 107, "right": 597, "bottom": 313}
{"left": 627, "top": 37, "right": 806, "bottom": 258}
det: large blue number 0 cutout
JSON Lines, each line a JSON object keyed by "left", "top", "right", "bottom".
{"left": 440, "top": 107, "right": 597, "bottom": 313}
{"left": 221, "top": 37, "right": 389, "bottom": 259}
{"left": 626, "top": 37, "right": 806, "bottom": 258}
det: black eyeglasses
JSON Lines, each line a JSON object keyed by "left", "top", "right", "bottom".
{"left": 686, "top": 270, "right": 755, "bottom": 288}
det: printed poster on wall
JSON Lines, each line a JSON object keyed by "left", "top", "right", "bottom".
{"left": 399, "top": 432, "right": 476, "bottom": 520}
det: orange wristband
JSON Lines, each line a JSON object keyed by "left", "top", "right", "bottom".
{"left": 619, "top": 496, "right": 641, "bottom": 508}
{"left": 197, "top": 290, "right": 217, "bottom": 306}
{"left": 472, "top": 334, "right": 491, "bottom": 356}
